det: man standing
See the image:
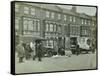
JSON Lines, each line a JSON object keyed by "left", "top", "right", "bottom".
{"left": 36, "top": 41, "right": 43, "bottom": 61}
{"left": 16, "top": 41, "right": 25, "bottom": 63}
{"left": 30, "top": 42, "right": 36, "bottom": 60}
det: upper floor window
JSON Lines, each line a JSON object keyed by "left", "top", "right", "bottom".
{"left": 84, "top": 20, "right": 87, "bottom": 24}
{"left": 50, "top": 24, "right": 53, "bottom": 32}
{"left": 46, "top": 23, "right": 49, "bottom": 32}
{"left": 58, "top": 25, "right": 61, "bottom": 33}
{"left": 24, "top": 7, "right": 29, "bottom": 14}
{"left": 15, "top": 18, "right": 20, "bottom": 30}
{"left": 64, "top": 15, "right": 67, "bottom": 21}
{"left": 92, "top": 21, "right": 95, "bottom": 26}
{"left": 81, "top": 19, "right": 84, "bottom": 24}
{"left": 51, "top": 12, "right": 55, "bottom": 19}
{"left": 58, "top": 14, "right": 61, "bottom": 19}
{"left": 23, "top": 18, "right": 40, "bottom": 31}
{"left": 54, "top": 24, "right": 56, "bottom": 32}
{"left": 15, "top": 4, "right": 19, "bottom": 12}
{"left": 28, "top": 20, "right": 34, "bottom": 31}
{"left": 30, "top": 8, "right": 35, "bottom": 15}
{"left": 73, "top": 17, "right": 76, "bottom": 22}
{"left": 69, "top": 16, "right": 73, "bottom": 22}
{"left": 23, "top": 19, "right": 28, "bottom": 30}
{"left": 46, "top": 11, "right": 50, "bottom": 18}
{"left": 88, "top": 20, "right": 91, "bottom": 25}
{"left": 37, "top": 20, "right": 40, "bottom": 31}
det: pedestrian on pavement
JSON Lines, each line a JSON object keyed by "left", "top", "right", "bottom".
{"left": 24, "top": 43, "right": 32, "bottom": 60}
{"left": 30, "top": 42, "right": 36, "bottom": 60}
{"left": 16, "top": 41, "right": 25, "bottom": 63}
{"left": 76, "top": 43, "right": 80, "bottom": 55}
{"left": 36, "top": 41, "right": 43, "bottom": 61}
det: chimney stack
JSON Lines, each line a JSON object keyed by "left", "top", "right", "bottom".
{"left": 71, "top": 6, "right": 77, "bottom": 13}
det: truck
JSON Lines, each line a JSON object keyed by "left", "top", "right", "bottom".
{"left": 70, "top": 37, "right": 91, "bottom": 54}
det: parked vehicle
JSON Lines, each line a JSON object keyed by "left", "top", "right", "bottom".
{"left": 70, "top": 37, "right": 91, "bottom": 54}
{"left": 77, "top": 37, "right": 91, "bottom": 53}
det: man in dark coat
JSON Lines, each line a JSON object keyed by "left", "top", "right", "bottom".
{"left": 36, "top": 41, "right": 43, "bottom": 61}
{"left": 16, "top": 41, "right": 25, "bottom": 63}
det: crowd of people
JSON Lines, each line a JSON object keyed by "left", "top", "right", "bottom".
{"left": 16, "top": 39, "right": 71, "bottom": 63}
{"left": 16, "top": 40, "right": 43, "bottom": 63}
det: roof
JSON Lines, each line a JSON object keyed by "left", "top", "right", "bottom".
{"left": 41, "top": 4, "right": 62, "bottom": 12}
{"left": 78, "top": 13, "right": 91, "bottom": 19}
{"left": 24, "top": 3, "right": 61, "bottom": 12}
{"left": 18, "top": 2, "right": 92, "bottom": 19}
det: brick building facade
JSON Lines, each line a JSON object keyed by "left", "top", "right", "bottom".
{"left": 15, "top": 2, "right": 97, "bottom": 49}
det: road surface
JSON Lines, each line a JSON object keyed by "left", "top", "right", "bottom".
{"left": 15, "top": 53, "right": 97, "bottom": 74}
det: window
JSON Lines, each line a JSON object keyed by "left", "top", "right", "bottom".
{"left": 23, "top": 19, "right": 28, "bottom": 30}
{"left": 93, "top": 22, "right": 95, "bottom": 26}
{"left": 46, "top": 23, "right": 49, "bottom": 32}
{"left": 81, "top": 26, "right": 89, "bottom": 36}
{"left": 30, "top": 8, "right": 35, "bottom": 15}
{"left": 70, "top": 26, "right": 80, "bottom": 36}
{"left": 85, "top": 20, "right": 87, "bottom": 24}
{"left": 33, "top": 20, "right": 36, "bottom": 31}
{"left": 58, "top": 14, "right": 61, "bottom": 19}
{"left": 46, "top": 40, "right": 53, "bottom": 48}
{"left": 51, "top": 12, "right": 55, "bottom": 19}
{"left": 54, "top": 24, "right": 56, "bottom": 32}
{"left": 50, "top": 24, "right": 53, "bottom": 32}
{"left": 24, "top": 7, "right": 29, "bottom": 14}
{"left": 81, "top": 19, "right": 84, "bottom": 24}
{"left": 69, "top": 16, "right": 72, "bottom": 22}
{"left": 46, "top": 11, "right": 50, "bottom": 18}
{"left": 58, "top": 25, "right": 61, "bottom": 33}
{"left": 73, "top": 17, "right": 76, "bottom": 22}
{"left": 64, "top": 15, "right": 67, "bottom": 21}
{"left": 37, "top": 20, "right": 40, "bottom": 31}
{"left": 49, "top": 40, "right": 53, "bottom": 47}
{"left": 15, "top": 18, "right": 19, "bottom": 30}
{"left": 88, "top": 20, "right": 91, "bottom": 25}
{"left": 15, "top": 4, "right": 19, "bottom": 12}
{"left": 28, "top": 20, "right": 33, "bottom": 30}
{"left": 23, "top": 18, "right": 40, "bottom": 35}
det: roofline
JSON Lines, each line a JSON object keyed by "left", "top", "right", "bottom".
{"left": 13, "top": 1, "right": 97, "bottom": 20}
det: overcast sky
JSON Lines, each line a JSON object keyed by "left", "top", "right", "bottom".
{"left": 59, "top": 5, "right": 96, "bottom": 16}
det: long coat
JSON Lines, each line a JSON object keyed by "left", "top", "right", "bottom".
{"left": 36, "top": 43, "right": 42, "bottom": 57}
{"left": 30, "top": 43, "right": 36, "bottom": 56}
{"left": 16, "top": 44, "right": 25, "bottom": 58}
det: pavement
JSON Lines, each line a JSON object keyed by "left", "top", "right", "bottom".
{"left": 15, "top": 53, "right": 97, "bottom": 74}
